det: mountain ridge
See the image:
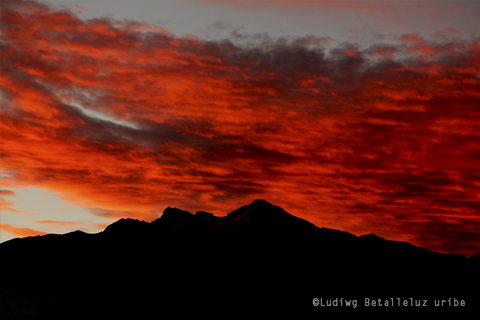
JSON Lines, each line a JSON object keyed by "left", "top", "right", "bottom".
{"left": 1, "top": 199, "right": 478, "bottom": 317}
{"left": 10, "top": 198, "right": 470, "bottom": 258}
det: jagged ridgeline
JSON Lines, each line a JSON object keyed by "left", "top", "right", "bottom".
{"left": 1, "top": 200, "right": 479, "bottom": 317}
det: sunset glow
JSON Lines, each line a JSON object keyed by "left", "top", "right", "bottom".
{"left": 1, "top": 0, "right": 479, "bottom": 257}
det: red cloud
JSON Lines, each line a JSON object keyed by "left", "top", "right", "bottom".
{"left": 1, "top": 1, "right": 480, "bottom": 256}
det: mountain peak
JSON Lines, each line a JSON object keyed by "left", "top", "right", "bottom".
{"left": 103, "top": 218, "right": 149, "bottom": 235}
{"left": 160, "top": 206, "right": 194, "bottom": 221}
{"left": 249, "top": 199, "right": 273, "bottom": 207}
{"left": 195, "top": 210, "right": 215, "bottom": 219}
{"left": 221, "top": 199, "right": 297, "bottom": 234}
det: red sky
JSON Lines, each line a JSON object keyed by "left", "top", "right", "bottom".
{"left": 1, "top": 0, "right": 480, "bottom": 257}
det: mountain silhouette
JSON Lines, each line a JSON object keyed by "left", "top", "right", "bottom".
{"left": 1, "top": 199, "right": 478, "bottom": 317}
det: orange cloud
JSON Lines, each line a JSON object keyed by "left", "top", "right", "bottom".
{"left": 1, "top": 1, "right": 480, "bottom": 256}
{"left": 0, "top": 223, "right": 47, "bottom": 238}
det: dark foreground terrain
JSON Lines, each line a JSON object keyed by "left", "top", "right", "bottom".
{"left": 1, "top": 199, "right": 479, "bottom": 317}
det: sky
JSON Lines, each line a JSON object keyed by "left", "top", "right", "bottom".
{"left": 1, "top": 0, "right": 480, "bottom": 257}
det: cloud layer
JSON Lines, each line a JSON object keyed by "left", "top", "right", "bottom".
{"left": 1, "top": 1, "right": 479, "bottom": 256}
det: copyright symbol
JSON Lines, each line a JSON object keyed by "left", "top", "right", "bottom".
{"left": 312, "top": 298, "right": 319, "bottom": 307}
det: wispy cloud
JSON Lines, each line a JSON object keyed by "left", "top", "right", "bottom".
{"left": 0, "top": 223, "right": 47, "bottom": 238}
{"left": 0, "top": 190, "right": 39, "bottom": 215}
